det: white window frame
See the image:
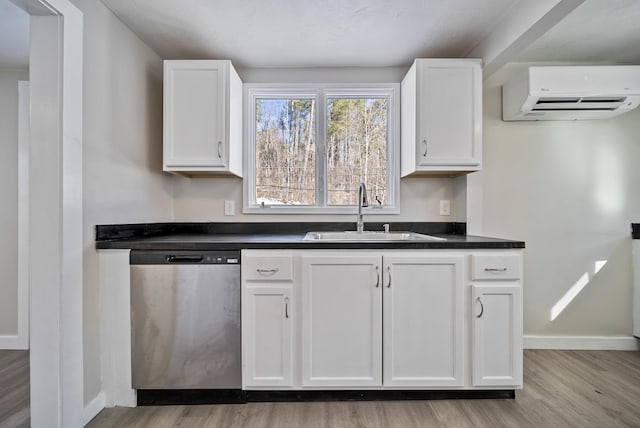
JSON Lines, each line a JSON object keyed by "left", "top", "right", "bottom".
{"left": 243, "top": 83, "right": 400, "bottom": 214}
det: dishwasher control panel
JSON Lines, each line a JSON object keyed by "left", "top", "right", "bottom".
{"left": 130, "top": 250, "right": 241, "bottom": 265}
{"left": 205, "top": 255, "right": 239, "bottom": 264}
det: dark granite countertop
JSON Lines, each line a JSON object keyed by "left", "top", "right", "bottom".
{"left": 95, "top": 222, "right": 525, "bottom": 250}
{"left": 632, "top": 223, "right": 640, "bottom": 239}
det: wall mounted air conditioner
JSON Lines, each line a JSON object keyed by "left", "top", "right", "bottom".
{"left": 502, "top": 66, "right": 640, "bottom": 121}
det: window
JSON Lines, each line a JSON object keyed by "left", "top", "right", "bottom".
{"left": 255, "top": 97, "right": 316, "bottom": 206}
{"left": 244, "top": 84, "right": 399, "bottom": 214}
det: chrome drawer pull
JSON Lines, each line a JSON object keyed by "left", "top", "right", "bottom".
{"left": 484, "top": 267, "right": 507, "bottom": 272}
{"left": 386, "top": 265, "right": 392, "bottom": 288}
{"left": 256, "top": 268, "right": 279, "bottom": 274}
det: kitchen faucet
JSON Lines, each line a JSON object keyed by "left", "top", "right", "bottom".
{"left": 357, "top": 182, "right": 368, "bottom": 233}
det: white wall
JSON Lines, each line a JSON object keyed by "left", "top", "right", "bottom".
{"left": 482, "top": 64, "right": 640, "bottom": 337}
{"left": 172, "top": 66, "right": 459, "bottom": 222}
{"left": 68, "top": 0, "right": 174, "bottom": 406}
{"left": 0, "top": 69, "right": 28, "bottom": 337}
{"left": 173, "top": 176, "right": 456, "bottom": 222}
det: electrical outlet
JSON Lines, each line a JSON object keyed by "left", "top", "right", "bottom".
{"left": 439, "top": 200, "right": 451, "bottom": 216}
{"left": 224, "top": 200, "right": 235, "bottom": 216}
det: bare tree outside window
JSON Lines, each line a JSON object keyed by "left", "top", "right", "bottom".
{"left": 327, "top": 98, "right": 388, "bottom": 205}
{"left": 255, "top": 98, "right": 315, "bottom": 205}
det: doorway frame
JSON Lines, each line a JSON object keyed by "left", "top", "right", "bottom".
{"left": 9, "top": 0, "right": 84, "bottom": 426}
{"left": 16, "top": 80, "right": 29, "bottom": 350}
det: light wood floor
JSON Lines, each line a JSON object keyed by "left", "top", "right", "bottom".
{"left": 2, "top": 350, "right": 639, "bottom": 427}
{"left": 0, "top": 350, "right": 29, "bottom": 428}
{"left": 87, "top": 350, "right": 640, "bottom": 428}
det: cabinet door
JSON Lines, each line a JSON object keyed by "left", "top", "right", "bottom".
{"left": 242, "top": 287, "right": 293, "bottom": 387}
{"left": 383, "top": 255, "right": 465, "bottom": 387}
{"left": 417, "top": 62, "right": 480, "bottom": 166}
{"left": 164, "top": 61, "right": 226, "bottom": 168}
{"left": 472, "top": 284, "right": 523, "bottom": 387}
{"left": 301, "top": 254, "right": 382, "bottom": 387}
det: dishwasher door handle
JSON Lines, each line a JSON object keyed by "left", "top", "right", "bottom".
{"left": 166, "top": 255, "right": 204, "bottom": 263}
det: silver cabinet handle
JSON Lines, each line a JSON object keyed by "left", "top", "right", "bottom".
{"left": 422, "top": 139, "right": 428, "bottom": 156}
{"left": 484, "top": 267, "right": 507, "bottom": 272}
{"left": 374, "top": 266, "right": 380, "bottom": 288}
{"left": 476, "top": 297, "right": 484, "bottom": 318}
{"left": 284, "top": 297, "right": 289, "bottom": 319}
{"left": 386, "top": 266, "right": 392, "bottom": 288}
{"left": 217, "top": 141, "right": 222, "bottom": 159}
{"left": 256, "top": 268, "right": 279, "bottom": 274}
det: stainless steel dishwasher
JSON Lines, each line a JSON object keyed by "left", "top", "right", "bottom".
{"left": 130, "top": 250, "right": 241, "bottom": 390}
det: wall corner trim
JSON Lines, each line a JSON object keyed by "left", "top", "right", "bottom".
{"left": 83, "top": 391, "right": 105, "bottom": 425}
{"left": 524, "top": 335, "right": 640, "bottom": 351}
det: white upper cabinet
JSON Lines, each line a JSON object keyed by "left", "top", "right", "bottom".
{"left": 401, "top": 59, "right": 482, "bottom": 176}
{"left": 163, "top": 60, "right": 243, "bottom": 176}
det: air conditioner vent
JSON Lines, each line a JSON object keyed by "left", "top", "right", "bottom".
{"left": 533, "top": 108, "right": 619, "bottom": 112}
{"left": 535, "top": 97, "right": 581, "bottom": 103}
{"left": 532, "top": 96, "right": 628, "bottom": 112}
{"left": 581, "top": 96, "right": 626, "bottom": 102}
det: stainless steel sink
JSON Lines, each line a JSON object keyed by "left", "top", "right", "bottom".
{"left": 303, "top": 231, "right": 447, "bottom": 242}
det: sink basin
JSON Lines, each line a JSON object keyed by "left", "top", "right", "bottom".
{"left": 303, "top": 231, "right": 447, "bottom": 242}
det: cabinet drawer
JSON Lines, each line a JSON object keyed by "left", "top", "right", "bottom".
{"left": 244, "top": 255, "right": 293, "bottom": 281}
{"left": 471, "top": 254, "right": 521, "bottom": 280}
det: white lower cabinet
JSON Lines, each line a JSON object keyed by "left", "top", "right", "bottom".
{"left": 242, "top": 287, "right": 293, "bottom": 387}
{"left": 242, "top": 252, "right": 294, "bottom": 388}
{"left": 300, "top": 252, "right": 465, "bottom": 388}
{"left": 301, "top": 254, "right": 383, "bottom": 387}
{"left": 471, "top": 284, "right": 522, "bottom": 387}
{"left": 241, "top": 249, "right": 523, "bottom": 391}
{"left": 383, "top": 255, "right": 464, "bottom": 387}
{"left": 470, "top": 252, "right": 523, "bottom": 388}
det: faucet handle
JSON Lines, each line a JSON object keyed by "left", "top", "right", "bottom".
{"left": 383, "top": 224, "right": 390, "bottom": 233}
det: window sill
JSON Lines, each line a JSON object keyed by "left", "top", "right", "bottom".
{"left": 242, "top": 205, "right": 400, "bottom": 215}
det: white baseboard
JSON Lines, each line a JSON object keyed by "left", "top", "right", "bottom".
{"left": 83, "top": 391, "right": 105, "bottom": 425}
{"left": 0, "top": 334, "right": 28, "bottom": 350}
{"left": 106, "top": 388, "right": 137, "bottom": 408}
{"left": 524, "top": 335, "right": 640, "bottom": 351}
